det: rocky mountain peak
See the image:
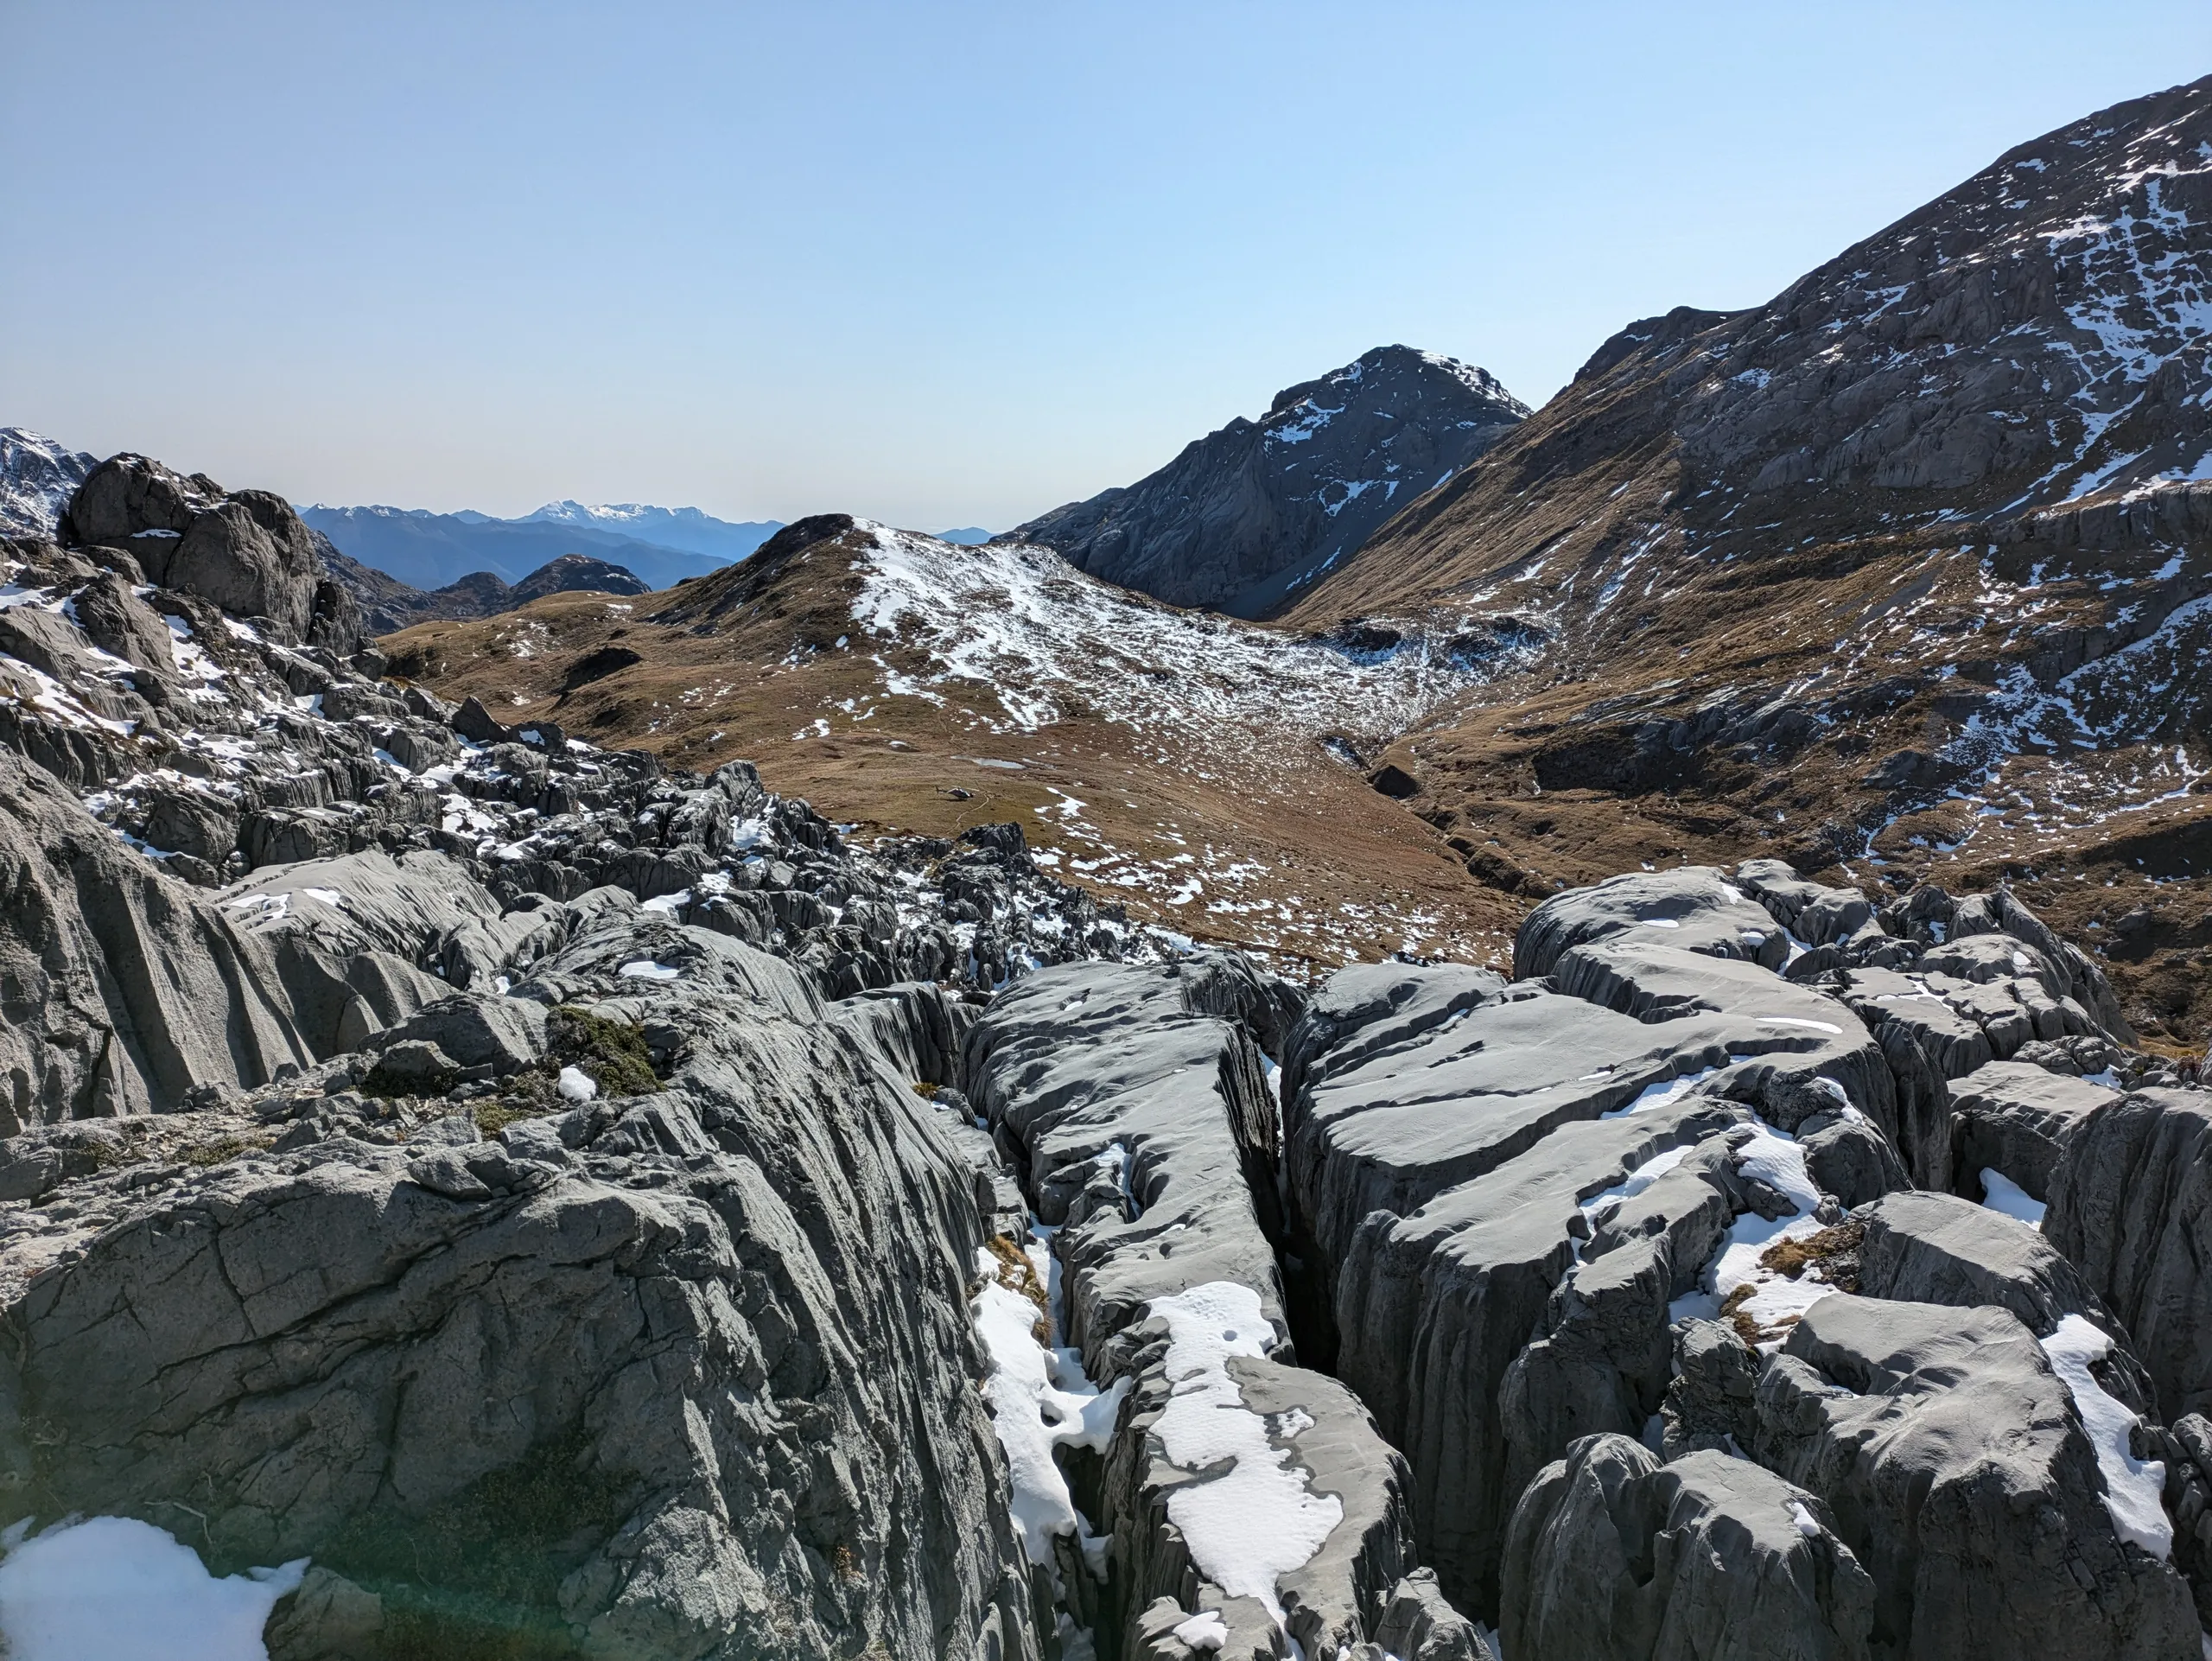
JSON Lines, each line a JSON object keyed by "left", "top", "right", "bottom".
{"left": 1006, "top": 343, "right": 1527, "bottom": 617}
{"left": 0, "top": 426, "right": 98, "bottom": 538}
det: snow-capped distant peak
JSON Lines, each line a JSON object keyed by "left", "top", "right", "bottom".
{"left": 528, "top": 500, "right": 683, "bottom": 527}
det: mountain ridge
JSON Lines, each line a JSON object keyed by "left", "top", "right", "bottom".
{"left": 1006, "top": 343, "right": 1528, "bottom": 615}
{"left": 1274, "top": 70, "right": 2212, "bottom": 1050}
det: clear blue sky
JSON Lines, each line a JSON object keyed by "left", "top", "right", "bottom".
{"left": 5, "top": 3, "right": 2208, "bottom": 531}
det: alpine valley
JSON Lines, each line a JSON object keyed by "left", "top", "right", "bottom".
{"left": 2, "top": 70, "right": 2212, "bottom": 1661}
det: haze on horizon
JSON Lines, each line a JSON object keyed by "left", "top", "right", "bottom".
{"left": 5, "top": 1, "right": 2208, "bottom": 532}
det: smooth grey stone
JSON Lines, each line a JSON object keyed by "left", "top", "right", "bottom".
{"left": 1736, "top": 857, "right": 1873, "bottom": 948}
{"left": 1751, "top": 1295, "right": 2197, "bottom": 1660}
{"left": 1948, "top": 1059, "right": 2117, "bottom": 1201}
{"left": 1369, "top": 1568, "right": 1492, "bottom": 1661}
{"left": 1799, "top": 1113, "right": 1910, "bottom": 1207}
{"left": 1501, "top": 1433, "right": 1874, "bottom": 1661}
{"left": 1515, "top": 866, "right": 1791, "bottom": 979}
{"left": 369, "top": 994, "right": 548, "bottom": 1078}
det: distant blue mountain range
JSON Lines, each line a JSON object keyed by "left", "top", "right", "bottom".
{"left": 304, "top": 501, "right": 999, "bottom": 593}
{"left": 300, "top": 502, "right": 784, "bottom": 593}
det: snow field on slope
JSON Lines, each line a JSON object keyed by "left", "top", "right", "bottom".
{"left": 1146, "top": 1281, "right": 1343, "bottom": 1628}
{"left": 849, "top": 526, "right": 1491, "bottom": 751}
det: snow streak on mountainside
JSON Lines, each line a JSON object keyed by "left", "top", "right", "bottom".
{"left": 1008, "top": 344, "right": 1527, "bottom": 616}
{"left": 0, "top": 429, "right": 98, "bottom": 538}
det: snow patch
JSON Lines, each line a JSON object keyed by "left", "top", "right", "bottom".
{"left": 969, "top": 1244, "right": 1125, "bottom": 1569}
{"left": 1146, "top": 1282, "right": 1341, "bottom": 1627}
{"left": 1979, "top": 1168, "right": 2048, "bottom": 1227}
{"left": 0, "top": 1515, "right": 307, "bottom": 1661}
{"left": 2040, "top": 1314, "right": 2170, "bottom": 1558}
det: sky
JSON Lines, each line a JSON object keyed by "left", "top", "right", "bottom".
{"left": 5, "top": 3, "right": 2209, "bottom": 531}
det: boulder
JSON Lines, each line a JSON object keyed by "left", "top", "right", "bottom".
{"left": 1798, "top": 1113, "right": 1910, "bottom": 1208}
{"left": 1501, "top": 1433, "right": 1875, "bottom": 1661}
{"left": 1749, "top": 1295, "right": 2196, "bottom": 1660}
{"left": 1515, "top": 866, "right": 1790, "bottom": 979}
{"left": 366, "top": 995, "right": 548, "bottom": 1079}
{"left": 1368, "top": 1568, "right": 1490, "bottom": 1661}
{"left": 62, "top": 455, "right": 340, "bottom": 646}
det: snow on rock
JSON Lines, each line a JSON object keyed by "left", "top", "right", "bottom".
{"left": 1146, "top": 1281, "right": 1344, "bottom": 1626}
{"left": 1671, "top": 1121, "right": 1834, "bottom": 1339}
{"left": 1980, "top": 1167, "right": 2049, "bottom": 1228}
{"left": 969, "top": 1245, "right": 1125, "bottom": 1569}
{"left": 0, "top": 429, "right": 97, "bottom": 539}
{"left": 1172, "top": 1610, "right": 1230, "bottom": 1651}
{"left": 0, "top": 1515, "right": 307, "bottom": 1661}
{"left": 2040, "top": 1314, "right": 2171, "bottom": 1558}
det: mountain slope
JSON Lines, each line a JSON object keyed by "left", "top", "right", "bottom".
{"left": 301, "top": 503, "right": 737, "bottom": 591}
{"left": 383, "top": 516, "right": 1539, "bottom": 971}
{"left": 0, "top": 427, "right": 98, "bottom": 537}
{"left": 1276, "top": 73, "right": 2212, "bottom": 1050}
{"left": 1007, "top": 344, "right": 1527, "bottom": 615}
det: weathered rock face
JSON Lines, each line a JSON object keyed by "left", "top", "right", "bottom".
{"left": 0, "top": 748, "right": 313, "bottom": 1128}
{"left": 0, "top": 428, "right": 98, "bottom": 539}
{"left": 1502, "top": 1433, "right": 1875, "bottom": 1661}
{"left": 1512, "top": 865, "right": 1790, "bottom": 979}
{"left": 1948, "top": 1059, "right": 2120, "bottom": 1201}
{"left": 2046, "top": 1088, "right": 2212, "bottom": 1422}
{"left": 1006, "top": 346, "right": 1526, "bottom": 617}
{"left": 965, "top": 958, "right": 1427, "bottom": 1661}
{"left": 3, "top": 932, "right": 1040, "bottom": 1661}
{"left": 1276, "top": 860, "right": 2199, "bottom": 1654}
{"left": 1751, "top": 1296, "right": 2196, "bottom": 1661}
{"left": 61, "top": 454, "right": 359, "bottom": 652}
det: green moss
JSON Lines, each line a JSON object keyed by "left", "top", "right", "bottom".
{"left": 181, "top": 1133, "right": 273, "bottom": 1168}
{"left": 547, "top": 1007, "right": 660, "bottom": 1098}
{"left": 318, "top": 1430, "right": 639, "bottom": 1661}
{"left": 472, "top": 1098, "right": 551, "bottom": 1138}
